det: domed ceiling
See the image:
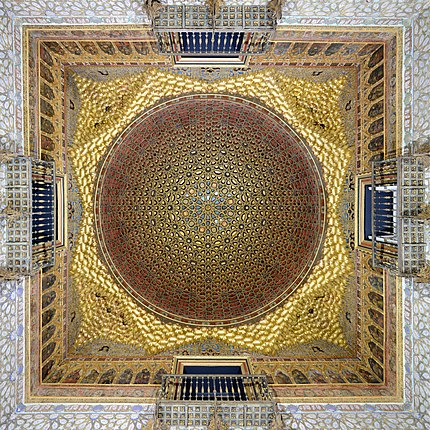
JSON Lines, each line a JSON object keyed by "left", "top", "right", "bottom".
{"left": 94, "top": 94, "right": 325, "bottom": 326}
{"left": 3, "top": 0, "right": 427, "bottom": 425}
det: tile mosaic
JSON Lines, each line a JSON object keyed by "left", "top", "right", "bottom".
{"left": 0, "top": 0, "right": 429, "bottom": 428}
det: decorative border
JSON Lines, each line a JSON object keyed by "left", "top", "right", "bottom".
{"left": 27, "top": 26, "right": 394, "bottom": 401}
{"left": 0, "top": 2, "right": 428, "bottom": 429}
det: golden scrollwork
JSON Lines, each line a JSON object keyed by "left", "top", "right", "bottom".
{"left": 69, "top": 68, "right": 353, "bottom": 355}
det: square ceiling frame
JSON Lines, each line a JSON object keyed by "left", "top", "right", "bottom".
{"left": 0, "top": 3, "right": 429, "bottom": 429}
{"left": 20, "top": 22, "right": 402, "bottom": 404}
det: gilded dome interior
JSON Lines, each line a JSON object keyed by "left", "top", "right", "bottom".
{"left": 94, "top": 94, "right": 326, "bottom": 326}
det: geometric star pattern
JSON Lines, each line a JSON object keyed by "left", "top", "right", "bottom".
{"left": 95, "top": 94, "right": 326, "bottom": 326}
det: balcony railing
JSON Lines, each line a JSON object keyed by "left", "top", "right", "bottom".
{"left": 0, "top": 156, "right": 55, "bottom": 276}
{"left": 159, "top": 374, "right": 272, "bottom": 402}
{"left": 152, "top": 5, "right": 274, "bottom": 57}
{"left": 156, "top": 374, "right": 277, "bottom": 428}
{"left": 371, "top": 156, "right": 427, "bottom": 275}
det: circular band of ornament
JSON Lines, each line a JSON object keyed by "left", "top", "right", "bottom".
{"left": 94, "top": 94, "right": 326, "bottom": 327}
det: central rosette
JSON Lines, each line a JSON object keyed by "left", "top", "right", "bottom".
{"left": 183, "top": 183, "right": 234, "bottom": 233}
{"left": 95, "top": 95, "right": 326, "bottom": 326}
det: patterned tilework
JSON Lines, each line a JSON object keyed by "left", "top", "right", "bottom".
{"left": 0, "top": 2, "right": 429, "bottom": 430}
